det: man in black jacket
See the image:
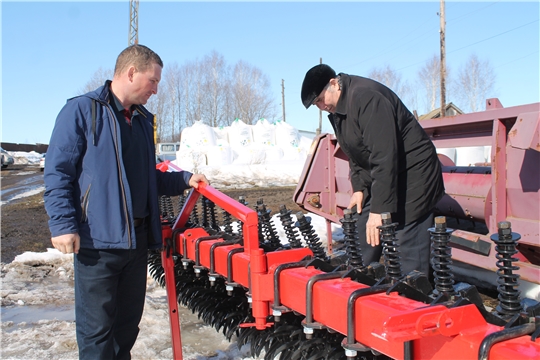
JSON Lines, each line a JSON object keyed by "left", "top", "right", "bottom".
{"left": 301, "top": 64, "right": 445, "bottom": 276}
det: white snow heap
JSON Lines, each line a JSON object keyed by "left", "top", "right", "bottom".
{"left": 175, "top": 119, "right": 313, "bottom": 175}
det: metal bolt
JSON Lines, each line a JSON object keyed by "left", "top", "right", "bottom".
{"left": 498, "top": 221, "right": 511, "bottom": 229}
{"left": 343, "top": 208, "right": 352, "bottom": 216}
{"left": 435, "top": 216, "right": 447, "bottom": 230}
{"left": 381, "top": 212, "right": 392, "bottom": 220}
{"left": 296, "top": 211, "right": 305, "bottom": 220}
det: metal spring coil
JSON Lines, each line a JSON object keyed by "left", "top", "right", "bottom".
{"left": 295, "top": 212, "right": 328, "bottom": 261}
{"left": 255, "top": 199, "right": 267, "bottom": 246}
{"left": 177, "top": 192, "right": 187, "bottom": 214}
{"left": 237, "top": 196, "right": 247, "bottom": 238}
{"left": 491, "top": 222, "right": 522, "bottom": 315}
{"left": 379, "top": 213, "right": 402, "bottom": 281}
{"left": 222, "top": 209, "right": 234, "bottom": 234}
{"left": 258, "top": 202, "right": 281, "bottom": 250}
{"left": 340, "top": 209, "right": 364, "bottom": 269}
{"left": 277, "top": 205, "right": 302, "bottom": 248}
{"left": 159, "top": 195, "right": 175, "bottom": 223}
{"left": 430, "top": 217, "right": 454, "bottom": 295}
{"left": 189, "top": 199, "right": 200, "bottom": 226}
{"left": 205, "top": 198, "right": 219, "bottom": 231}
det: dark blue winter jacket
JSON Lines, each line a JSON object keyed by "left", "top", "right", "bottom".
{"left": 44, "top": 82, "right": 192, "bottom": 250}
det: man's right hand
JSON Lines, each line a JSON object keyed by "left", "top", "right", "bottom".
{"left": 348, "top": 191, "right": 364, "bottom": 214}
{"left": 51, "top": 233, "right": 80, "bottom": 254}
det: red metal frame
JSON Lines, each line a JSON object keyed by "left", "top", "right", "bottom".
{"left": 156, "top": 120, "right": 540, "bottom": 358}
{"left": 293, "top": 100, "right": 540, "bottom": 284}
{"left": 158, "top": 181, "right": 540, "bottom": 359}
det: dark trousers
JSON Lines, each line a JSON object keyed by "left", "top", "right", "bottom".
{"left": 74, "top": 223, "right": 149, "bottom": 360}
{"left": 355, "top": 196, "right": 434, "bottom": 276}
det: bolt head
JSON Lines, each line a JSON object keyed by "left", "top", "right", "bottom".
{"left": 343, "top": 209, "right": 352, "bottom": 216}
{"left": 381, "top": 212, "right": 391, "bottom": 220}
{"left": 498, "top": 221, "right": 511, "bottom": 230}
{"left": 344, "top": 349, "right": 357, "bottom": 357}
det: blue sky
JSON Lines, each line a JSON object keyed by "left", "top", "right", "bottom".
{"left": 2, "top": 1, "right": 539, "bottom": 144}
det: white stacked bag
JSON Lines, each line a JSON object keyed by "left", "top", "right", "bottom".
{"left": 177, "top": 121, "right": 216, "bottom": 171}
{"left": 174, "top": 119, "right": 314, "bottom": 188}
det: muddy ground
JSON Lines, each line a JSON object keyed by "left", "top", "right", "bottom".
{"left": 0, "top": 165, "right": 302, "bottom": 264}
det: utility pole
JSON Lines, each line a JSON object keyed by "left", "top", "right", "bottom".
{"left": 316, "top": 57, "right": 322, "bottom": 135}
{"left": 128, "top": 0, "right": 139, "bottom": 46}
{"left": 439, "top": 0, "right": 446, "bottom": 117}
{"left": 281, "top": 79, "right": 286, "bottom": 122}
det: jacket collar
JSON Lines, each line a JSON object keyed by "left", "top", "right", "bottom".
{"left": 334, "top": 73, "right": 350, "bottom": 116}
{"left": 92, "top": 80, "right": 152, "bottom": 120}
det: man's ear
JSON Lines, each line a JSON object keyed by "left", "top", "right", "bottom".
{"left": 127, "top": 66, "right": 136, "bottom": 82}
{"left": 328, "top": 77, "right": 340, "bottom": 92}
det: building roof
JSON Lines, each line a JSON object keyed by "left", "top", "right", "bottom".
{"left": 418, "top": 103, "right": 464, "bottom": 121}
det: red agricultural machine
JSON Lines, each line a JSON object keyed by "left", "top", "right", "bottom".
{"left": 150, "top": 99, "right": 540, "bottom": 360}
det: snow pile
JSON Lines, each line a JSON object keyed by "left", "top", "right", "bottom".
{"left": 176, "top": 120, "right": 313, "bottom": 179}
{"left": 9, "top": 150, "right": 42, "bottom": 165}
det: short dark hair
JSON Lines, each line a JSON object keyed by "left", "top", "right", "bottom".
{"left": 114, "top": 44, "right": 163, "bottom": 76}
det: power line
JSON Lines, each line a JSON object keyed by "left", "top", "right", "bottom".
{"left": 494, "top": 50, "right": 539, "bottom": 69}
{"left": 396, "top": 18, "right": 538, "bottom": 72}
{"left": 448, "top": 19, "right": 538, "bottom": 54}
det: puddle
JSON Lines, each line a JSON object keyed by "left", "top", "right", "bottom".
{"left": 1, "top": 304, "right": 75, "bottom": 329}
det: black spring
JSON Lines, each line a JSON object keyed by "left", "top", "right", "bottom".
{"left": 177, "top": 190, "right": 187, "bottom": 214}
{"left": 277, "top": 205, "right": 302, "bottom": 248}
{"left": 429, "top": 216, "right": 455, "bottom": 295}
{"left": 257, "top": 200, "right": 281, "bottom": 250}
{"left": 491, "top": 221, "right": 522, "bottom": 316}
{"left": 237, "top": 196, "right": 247, "bottom": 238}
{"left": 204, "top": 198, "right": 220, "bottom": 231}
{"left": 190, "top": 199, "right": 200, "bottom": 226}
{"left": 340, "top": 209, "right": 365, "bottom": 269}
{"left": 379, "top": 212, "right": 402, "bottom": 282}
{"left": 201, "top": 197, "right": 209, "bottom": 229}
{"left": 159, "top": 195, "right": 175, "bottom": 223}
{"left": 295, "top": 212, "right": 328, "bottom": 261}
{"left": 255, "top": 199, "right": 267, "bottom": 246}
{"left": 222, "top": 208, "right": 234, "bottom": 234}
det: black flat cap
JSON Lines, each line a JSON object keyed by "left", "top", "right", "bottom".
{"left": 301, "top": 64, "right": 336, "bottom": 109}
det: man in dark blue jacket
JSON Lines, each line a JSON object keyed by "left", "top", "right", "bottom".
{"left": 301, "top": 64, "right": 445, "bottom": 277}
{"left": 44, "top": 44, "right": 208, "bottom": 359}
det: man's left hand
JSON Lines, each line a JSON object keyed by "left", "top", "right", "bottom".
{"left": 366, "top": 212, "right": 382, "bottom": 246}
{"left": 189, "top": 174, "right": 209, "bottom": 189}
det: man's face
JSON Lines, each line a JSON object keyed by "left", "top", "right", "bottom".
{"left": 313, "top": 79, "right": 340, "bottom": 113}
{"left": 130, "top": 63, "right": 162, "bottom": 105}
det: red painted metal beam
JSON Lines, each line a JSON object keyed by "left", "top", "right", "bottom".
{"left": 161, "top": 225, "right": 183, "bottom": 360}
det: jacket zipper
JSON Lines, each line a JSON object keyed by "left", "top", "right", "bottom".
{"left": 81, "top": 184, "right": 91, "bottom": 222}
{"left": 103, "top": 103, "right": 132, "bottom": 248}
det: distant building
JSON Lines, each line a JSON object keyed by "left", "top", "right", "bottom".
{"left": 418, "top": 103, "right": 464, "bottom": 121}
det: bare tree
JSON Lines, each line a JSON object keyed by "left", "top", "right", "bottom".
{"left": 200, "top": 51, "right": 229, "bottom": 127}
{"left": 368, "top": 65, "right": 417, "bottom": 114}
{"left": 164, "top": 63, "right": 183, "bottom": 141}
{"left": 417, "top": 55, "right": 440, "bottom": 113}
{"left": 79, "top": 52, "right": 277, "bottom": 141}
{"left": 231, "top": 61, "right": 275, "bottom": 124}
{"left": 456, "top": 53, "right": 496, "bottom": 112}
{"left": 146, "top": 75, "right": 171, "bottom": 143}
{"left": 78, "top": 67, "right": 113, "bottom": 94}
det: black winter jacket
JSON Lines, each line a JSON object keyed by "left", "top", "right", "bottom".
{"left": 329, "top": 74, "right": 445, "bottom": 225}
